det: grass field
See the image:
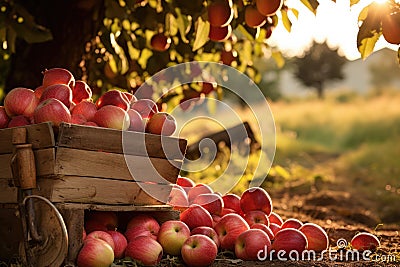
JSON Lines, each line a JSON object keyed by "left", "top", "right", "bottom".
{"left": 182, "top": 89, "right": 400, "bottom": 224}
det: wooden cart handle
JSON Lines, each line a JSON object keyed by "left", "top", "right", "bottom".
{"left": 11, "top": 127, "right": 37, "bottom": 190}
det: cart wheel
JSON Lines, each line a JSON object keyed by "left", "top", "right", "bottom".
{"left": 23, "top": 195, "right": 69, "bottom": 267}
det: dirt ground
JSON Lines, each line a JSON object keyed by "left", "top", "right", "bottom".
{"left": 156, "top": 152, "right": 400, "bottom": 267}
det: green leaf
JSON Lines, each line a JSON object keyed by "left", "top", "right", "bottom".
{"left": 236, "top": 24, "right": 255, "bottom": 41}
{"left": 165, "top": 13, "right": 178, "bottom": 37}
{"left": 300, "top": 0, "right": 319, "bottom": 15}
{"left": 175, "top": 8, "right": 191, "bottom": 43}
{"left": 350, "top": 0, "right": 361, "bottom": 6}
{"left": 6, "top": 27, "right": 17, "bottom": 54}
{"left": 138, "top": 48, "right": 153, "bottom": 69}
{"left": 272, "top": 50, "right": 285, "bottom": 68}
{"left": 357, "top": 31, "right": 380, "bottom": 60}
{"left": 10, "top": 20, "right": 52, "bottom": 43}
{"left": 127, "top": 41, "right": 140, "bottom": 60}
{"left": 291, "top": 8, "right": 299, "bottom": 19}
{"left": 281, "top": 9, "right": 292, "bottom": 32}
{"left": 9, "top": 3, "right": 52, "bottom": 44}
{"left": 356, "top": 3, "right": 383, "bottom": 59}
{"left": 192, "top": 16, "right": 210, "bottom": 51}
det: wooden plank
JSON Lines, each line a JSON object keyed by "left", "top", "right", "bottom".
{"left": 37, "top": 176, "right": 173, "bottom": 205}
{"left": 59, "top": 208, "right": 84, "bottom": 266}
{"left": 0, "top": 205, "right": 25, "bottom": 261}
{"left": 0, "top": 179, "right": 18, "bottom": 203}
{"left": 186, "top": 121, "right": 260, "bottom": 160}
{"left": 54, "top": 147, "right": 181, "bottom": 183}
{"left": 56, "top": 203, "right": 175, "bottom": 212}
{"left": 0, "top": 122, "right": 55, "bottom": 154}
{"left": 57, "top": 123, "right": 187, "bottom": 160}
{"left": 0, "top": 148, "right": 56, "bottom": 179}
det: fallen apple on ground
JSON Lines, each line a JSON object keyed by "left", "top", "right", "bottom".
{"left": 157, "top": 220, "right": 190, "bottom": 256}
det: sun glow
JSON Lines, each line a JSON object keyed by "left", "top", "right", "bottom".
{"left": 266, "top": 0, "right": 398, "bottom": 61}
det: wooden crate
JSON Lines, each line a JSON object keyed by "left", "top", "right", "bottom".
{"left": 0, "top": 122, "right": 187, "bottom": 205}
{"left": 0, "top": 202, "right": 180, "bottom": 266}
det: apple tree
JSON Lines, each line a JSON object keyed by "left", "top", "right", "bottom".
{"left": 292, "top": 41, "right": 347, "bottom": 99}
{"left": 0, "top": 0, "right": 399, "bottom": 105}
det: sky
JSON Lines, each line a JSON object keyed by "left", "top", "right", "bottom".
{"left": 267, "top": 0, "right": 398, "bottom": 61}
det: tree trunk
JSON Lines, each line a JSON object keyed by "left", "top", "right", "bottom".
{"left": 5, "top": 0, "right": 104, "bottom": 92}
{"left": 316, "top": 81, "right": 324, "bottom": 99}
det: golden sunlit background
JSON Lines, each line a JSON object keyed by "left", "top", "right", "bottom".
{"left": 268, "top": 0, "right": 399, "bottom": 60}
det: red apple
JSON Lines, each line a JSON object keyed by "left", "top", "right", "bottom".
{"left": 281, "top": 218, "right": 303, "bottom": 230}
{"left": 212, "top": 214, "right": 221, "bottom": 228}
{"left": 86, "top": 230, "right": 115, "bottom": 251}
{"left": 269, "top": 222, "right": 281, "bottom": 237}
{"left": 127, "top": 109, "right": 145, "bottom": 132}
{"left": 181, "top": 234, "right": 218, "bottom": 267}
{"left": 268, "top": 211, "right": 283, "bottom": 226}
{"left": 145, "top": 112, "right": 176, "bottom": 136}
{"left": 192, "top": 193, "right": 224, "bottom": 216}
{"left": 83, "top": 121, "right": 98, "bottom": 127}
{"left": 4, "top": 87, "right": 39, "bottom": 118}
{"left": 8, "top": 115, "right": 30, "bottom": 128}
{"left": 214, "top": 213, "right": 250, "bottom": 251}
{"left": 150, "top": 33, "right": 171, "bottom": 52}
{"left": 95, "top": 89, "right": 130, "bottom": 111}
{"left": 240, "top": 187, "right": 273, "bottom": 215}
{"left": 207, "top": 0, "right": 233, "bottom": 27}
{"left": 71, "top": 114, "right": 87, "bottom": 125}
{"left": 42, "top": 67, "right": 75, "bottom": 89}
{"left": 167, "top": 184, "right": 189, "bottom": 211}
{"left": 243, "top": 210, "right": 269, "bottom": 226}
{"left": 125, "top": 225, "right": 158, "bottom": 242}
{"left": 122, "top": 91, "right": 136, "bottom": 104}
{"left": 106, "top": 230, "right": 128, "bottom": 259}
{"left": 188, "top": 183, "right": 214, "bottom": 204}
{"left": 235, "top": 229, "right": 271, "bottom": 260}
{"left": 271, "top": 228, "right": 308, "bottom": 256}
{"left": 180, "top": 204, "right": 213, "bottom": 230}
{"left": 93, "top": 105, "right": 130, "bottom": 130}
{"left": 220, "top": 208, "right": 236, "bottom": 216}
{"left": 222, "top": 193, "right": 242, "bottom": 214}
{"left": 76, "top": 238, "right": 114, "bottom": 267}
{"left": 350, "top": 232, "right": 380, "bottom": 251}
{"left": 40, "top": 84, "right": 73, "bottom": 108}
{"left": 299, "top": 223, "right": 329, "bottom": 252}
{"left": 157, "top": 220, "right": 191, "bottom": 256}
{"left": 125, "top": 236, "right": 163, "bottom": 266}
{"left": 125, "top": 214, "right": 160, "bottom": 241}
{"left": 0, "top": 106, "right": 10, "bottom": 128}
{"left": 130, "top": 99, "right": 158, "bottom": 119}
{"left": 209, "top": 24, "right": 232, "bottom": 42}
{"left": 176, "top": 176, "right": 196, "bottom": 194}
{"left": 126, "top": 214, "right": 159, "bottom": 230}
{"left": 85, "top": 211, "right": 118, "bottom": 233}
{"left": 191, "top": 226, "right": 220, "bottom": 248}
{"left": 72, "top": 80, "right": 92, "bottom": 104}
{"left": 34, "top": 85, "right": 47, "bottom": 99}
{"left": 251, "top": 223, "right": 274, "bottom": 240}
{"left": 34, "top": 98, "right": 71, "bottom": 128}
{"left": 71, "top": 100, "right": 97, "bottom": 122}
{"left": 0, "top": 106, "right": 10, "bottom": 129}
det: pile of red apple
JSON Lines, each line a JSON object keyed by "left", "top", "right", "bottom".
{"left": 0, "top": 67, "right": 176, "bottom": 136}
{"left": 77, "top": 176, "right": 381, "bottom": 267}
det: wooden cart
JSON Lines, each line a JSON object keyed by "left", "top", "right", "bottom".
{"left": 0, "top": 122, "right": 187, "bottom": 266}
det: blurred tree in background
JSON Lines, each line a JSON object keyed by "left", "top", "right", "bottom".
{"left": 292, "top": 41, "right": 347, "bottom": 99}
